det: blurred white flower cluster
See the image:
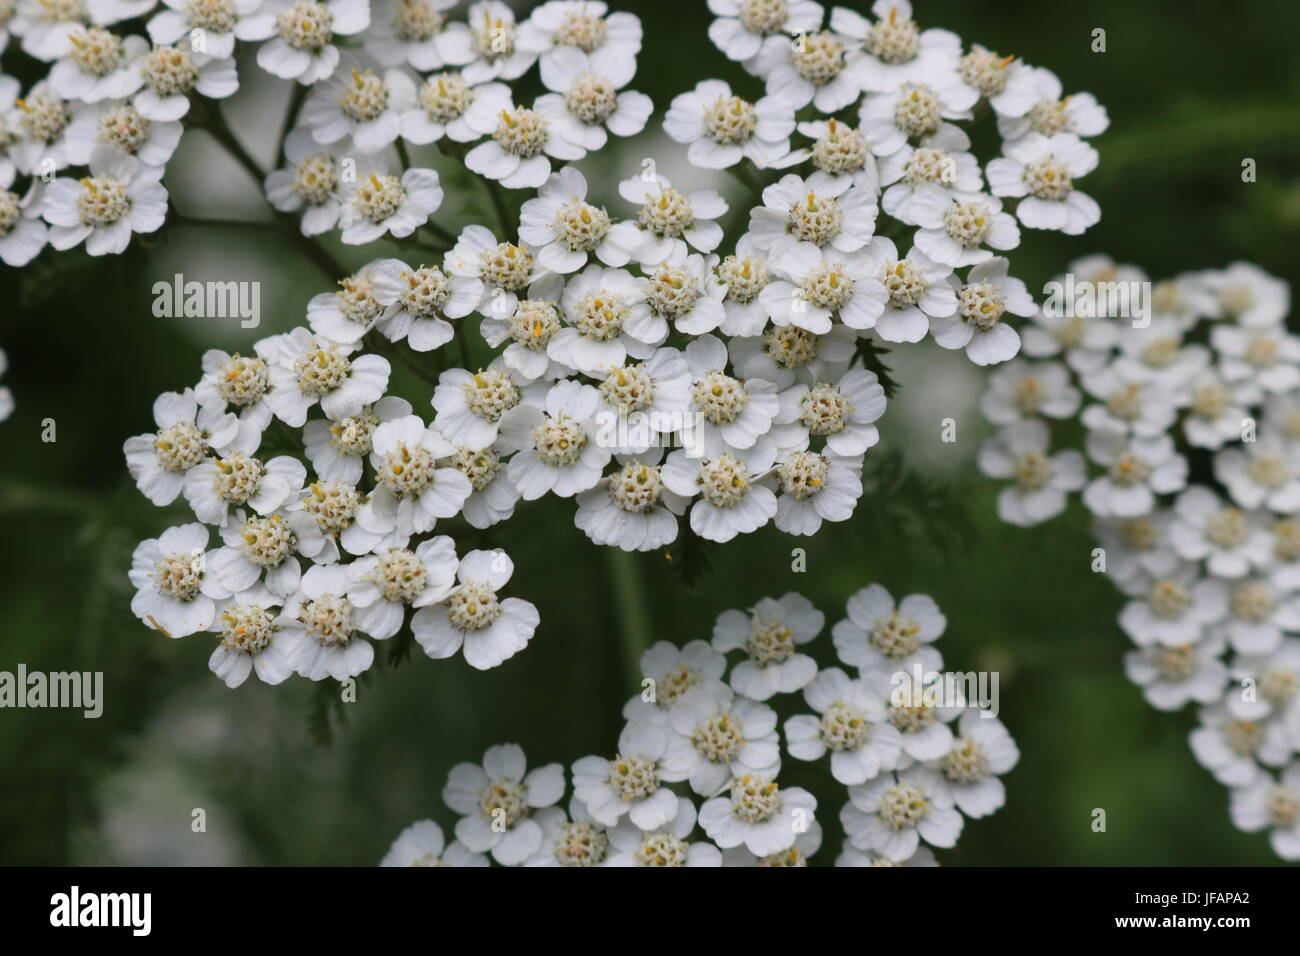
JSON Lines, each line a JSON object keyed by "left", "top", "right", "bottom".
{"left": 109, "top": 0, "right": 1108, "bottom": 692}
{"left": 381, "top": 585, "right": 1017, "bottom": 866}
{"left": 975, "top": 257, "right": 1300, "bottom": 859}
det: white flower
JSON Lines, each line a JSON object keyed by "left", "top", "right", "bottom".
{"left": 501, "top": 378, "right": 612, "bottom": 499}
{"left": 432, "top": 362, "right": 531, "bottom": 451}
{"left": 129, "top": 522, "right": 229, "bottom": 637}
{"left": 1214, "top": 438, "right": 1300, "bottom": 514}
{"left": 339, "top": 165, "right": 442, "bottom": 244}
{"left": 262, "top": 328, "right": 391, "bottom": 426}
{"left": 1124, "top": 632, "right": 1227, "bottom": 712}
{"left": 604, "top": 796, "right": 722, "bottom": 866}
{"left": 346, "top": 536, "right": 458, "bottom": 638}
{"left": 709, "top": 592, "right": 822, "bottom": 699}
{"left": 748, "top": 170, "right": 877, "bottom": 258}
{"left": 277, "top": 563, "right": 376, "bottom": 680}
{"left": 523, "top": 800, "right": 610, "bottom": 867}
{"left": 832, "top": 583, "right": 945, "bottom": 674}
{"left": 302, "top": 67, "right": 416, "bottom": 153}
{"left": 194, "top": 349, "right": 276, "bottom": 441}
{"left": 536, "top": 45, "right": 652, "bottom": 152}
{"left": 728, "top": 322, "right": 857, "bottom": 389}
{"left": 864, "top": 666, "right": 964, "bottom": 760}
{"left": 363, "top": 0, "right": 458, "bottom": 70}
{"left": 1093, "top": 510, "right": 1183, "bottom": 583}
{"left": 1115, "top": 560, "right": 1226, "bottom": 648}
{"left": 1112, "top": 318, "right": 1210, "bottom": 392}
{"left": 979, "top": 359, "right": 1081, "bottom": 424}
{"left": 519, "top": 1, "right": 643, "bottom": 66}
{"left": 574, "top": 453, "right": 687, "bottom": 552}
{"left": 1019, "top": 307, "right": 1119, "bottom": 375}
{"left": 706, "top": 0, "right": 822, "bottom": 64}
{"left": 751, "top": 26, "right": 861, "bottom": 113}
{"left": 840, "top": 766, "right": 962, "bottom": 860}
{"left": 1228, "top": 765, "right": 1300, "bottom": 860}
{"left": 123, "top": 388, "right": 239, "bottom": 506}
{"left": 49, "top": 28, "right": 146, "bottom": 103}
{"left": 1198, "top": 261, "right": 1290, "bottom": 327}
{"left": 207, "top": 508, "right": 324, "bottom": 598}
{"left": 642, "top": 249, "right": 728, "bottom": 337}
{"left": 920, "top": 710, "right": 1020, "bottom": 819}
{"left": 909, "top": 186, "right": 1019, "bottom": 268}
{"left": 147, "top": 0, "right": 268, "bottom": 60}
{"left": 682, "top": 333, "right": 778, "bottom": 457}
{"left": 773, "top": 367, "right": 886, "bottom": 456}
{"left": 410, "top": 548, "right": 539, "bottom": 669}
{"left": 785, "top": 666, "right": 901, "bottom": 785}
{"left": 400, "top": 70, "right": 492, "bottom": 144}
{"left": 952, "top": 43, "right": 1039, "bottom": 118}
{"left": 0, "top": 349, "right": 11, "bottom": 421}
{"left": 836, "top": 844, "right": 936, "bottom": 867}
{"left": 571, "top": 721, "right": 688, "bottom": 829}
{"left": 447, "top": 441, "right": 520, "bottom": 530}
{"left": 206, "top": 585, "right": 297, "bottom": 688}
{"left": 442, "top": 743, "right": 564, "bottom": 865}
{"left": 43, "top": 147, "right": 166, "bottom": 255}
{"left": 1083, "top": 430, "right": 1187, "bottom": 518}
{"left": 772, "top": 448, "right": 863, "bottom": 535}
{"left": 86, "top": 0, "right": 156, "bottom": 25}
{"left": 64, "top": 99, "right": 183, "bottom": 167}
{"left": 624, "top": 639, "right": 727, "bottom": 723}
{"left": 782, "top": 117, "right": 885, "bottom": 188}
{"left": 1211, "top": 324, "right": 1300, "bottom": 394}
{"left": 263, "top": 129, "right": 352, "bottom": 237}
{"left": 858, "top": 77, "right": 977, "bottom": 156}
{"left": 437, "top": 1, "right": 539, "bottom": 85}
{"left": 463, "top": 88, "right": 586, "bottom": 188}
{"left": 306, "top": 261, "right": 392, "bottom": 344}
{"left": 0, "top": 179, "right": 47, "bottom": 267}
{"left": 133, "top": 43, "right": 238, "bottom": 122}
{"left": 664, "top": 679, "right": 780, "bottom": 796}
{"left": 859, "top": 237, "right": 956, "bottom": 343}
{"left": 519, "top": 165, "right": 630, "bottom": 273}
{"left": 252, "top": 0, "right": 369, "bottom": 85}
{"left": 302, "top": 395, "right": 412, "bottom": 484}
{"left": 664, "top": 79, "right": 794, "bottom": 170}
{"left": 977, "top": 420, "right": 1085, "bottom": 527}
{"left": 986, "top": 132, "right": 1100, "bottom": 235}
{"left": 698, "top": 774, "right": 817, "bottom": 856}
{"left": 1220, "top": 578, "right": 1300, "bottom": 656}
{"left": 448, "top": 224, "right": 538, "bottom": 316}
{"left": 1080, "top": 368, "right": 1178, "bottom": 439}
{"left": 997, "top": 66, "right": 1109, "bottom": 144}
{"left": 371, "top": 257, "right": 484, "bottom": 352}
{"left": 759, "top": 241, "right": 884, "bottom": 334}
{"left": 358, "top": 413, "right": 471, "bottom": 540}
{"left": 834, "top": 0, "right": 960, "bottom": 94}
{"left": 878, "top": 126, "right": 981, "bottom": 222}
{"left": 611, "top": 172, "right": 727, "bottom": 266}
{"left": 182, "top": 449, "right": 306, "bottom": 527}
{"left": 661, "top": 443, "right": 779, "bottom": 544}
{"left": 380, "top": 820, "right": 488, "bottom": 867}
{"left": 1169, "top": 487, "right": 1271, "bottom": 578}
{"left": 713, "top": 235, "right": 774, "bottom": 336}
{"left": 933, "top": 259, "right": 1035, "bottom": 365}
{"left": 549, "top": 263, "right": 664, "bottom": 373}
{"left": 291, "top": 478, "right": 386, "bottom": 561}
{"left": 1189, "top": 702, "right": 1272, "bottom": 787}
{"left": 14, "top": 0, "right": 90, "bottom": 61}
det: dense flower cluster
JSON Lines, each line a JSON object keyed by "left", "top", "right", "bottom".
{"left": 976, "top": 257, "right": 1300, "bottom": 859}
{"left": 380, "top": 585, "right": 1017, "bottom": 866}
{"left": 110, "top": 0, "right": 1107, "bottom": 691}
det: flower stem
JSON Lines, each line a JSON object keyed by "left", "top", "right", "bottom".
{"left": 605, "top": 546, "right": 653, "bottom": 692}
{"left": 482, "top": 178, "right": 515, "bottom": 238}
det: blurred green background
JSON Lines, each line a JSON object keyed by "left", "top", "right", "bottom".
{"left": 2, "top": 0, "right": 1300, "bottom": 865}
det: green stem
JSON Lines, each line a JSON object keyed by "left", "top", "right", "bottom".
{"left": 605, "top": 547, "right": 653, "bottom": 692}
{"left": 277, "top": 83, "right": 309, "bottom": 168}
{"left": 482, "top": 177, "right": 514, "bottom": 238}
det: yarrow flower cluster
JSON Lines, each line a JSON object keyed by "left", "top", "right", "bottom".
{"left": 381, "top": 585, "right": 1017, "bottom": 865}
{"left": 976, "top": 257, "right": 1300, "bottom": 860}
{"left": 112, "top": 1, "right": 1107, "bottom": 687}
